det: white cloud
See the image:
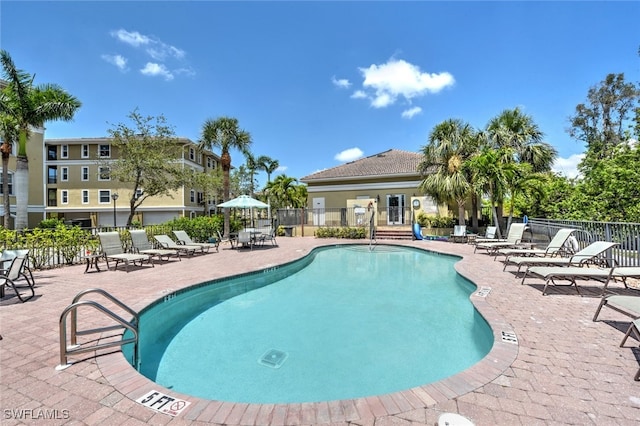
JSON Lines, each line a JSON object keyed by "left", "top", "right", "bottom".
{"left": 552, "top": 153, "right": 584, "bottom": 179}
{"left": 331, "top": 76, "right": 351, "bottom": 89}
{"left": 110, "top": 28, "right": 185, "bottom": 60}
{"left": 358, "top": 58, "right": 454, "bottom": 108}
{"left": 140, "top": 63, "right": 174, "bottom": 81}
{"left": 111, "top": 29, "right": 150, "bottom": 47}
{"left": 335, "top": 147, "right": 364, "bottom": 162}
{"left": 350, "top": 90, "right": 367, "bottom": 99}
{"left": 401, "top": 106, "right": 422, "bottom": 119}
{"left": 276, "top": 165, "right": 287, "bottom": 172}
{"left": 101, "top": 54, "right": 128, "bottom": 71}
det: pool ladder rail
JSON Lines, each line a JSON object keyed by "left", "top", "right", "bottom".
{"left": 57, "top": 288, "right": 138, "bottom": 371}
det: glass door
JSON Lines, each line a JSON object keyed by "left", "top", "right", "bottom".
{"left": 386, "top": 194, "right": 405, "bottom": 225}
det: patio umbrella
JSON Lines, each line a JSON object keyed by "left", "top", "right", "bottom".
{"left": 217, "top": 195, "right": 268, "bottom": 209}
{"left": 217, "top": 195, "right": 268, "bottom": 230}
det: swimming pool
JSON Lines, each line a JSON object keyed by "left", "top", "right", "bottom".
{"left": 125, "top": 245, "right": 493, "bottom": 404}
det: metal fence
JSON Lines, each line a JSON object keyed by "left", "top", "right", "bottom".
{"left": 276, "top": 207, "right": 415, "bottom": 228}
{"left": 527, "top": 218, "right": 640, "bottom": 267}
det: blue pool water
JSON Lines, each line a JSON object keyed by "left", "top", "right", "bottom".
{"left": 126, "top": 245, "right": 493, "bottom": 404}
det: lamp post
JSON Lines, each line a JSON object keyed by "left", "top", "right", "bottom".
{"left": 111, "top": 193, "right": 119, "bottom": 227}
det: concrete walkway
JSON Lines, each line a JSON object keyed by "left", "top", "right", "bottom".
{"left": 1, "top": 237, "right": 639, "bottom": 425}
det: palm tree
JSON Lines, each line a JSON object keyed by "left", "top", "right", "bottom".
{"left": 244, "top": 151, "right": 258, "bottom": 197}
{"left": 0, "top": 112, "right": 18, "bottom": 228}
{"left": 199, "top": 117, "right": 252, "bottom": 237}
{"left": 465, "top": 147, "right": 516, "bottom": 237}
{"left": 265, "top": 174, "right": 304, "bottom": 209}
{"left": 257, "top": 155, "right": 279, "bottom": 184}
{"left": 485, "top": 107, "right": 557, "bottom": 228}
{"left": 417, "top": 119, "right": 479, "bottom": 226}
{"left": 1, "top": 49, "right": 81, "bottom": 230}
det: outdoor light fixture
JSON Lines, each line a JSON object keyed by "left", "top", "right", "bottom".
{"left": 111, "top": 193, "right": 119, "bottom": 227}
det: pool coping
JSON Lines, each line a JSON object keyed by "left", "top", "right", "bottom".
{"left": 94, "top": 241, "right": 518, "bottom": 425}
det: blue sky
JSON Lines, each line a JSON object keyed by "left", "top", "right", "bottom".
{"left": 2, "top": 1, "right": 639, "bottom": 186}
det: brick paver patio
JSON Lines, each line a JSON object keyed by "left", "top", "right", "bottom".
{"left": 1, "top": 237, "right": 639, "bottom": 425}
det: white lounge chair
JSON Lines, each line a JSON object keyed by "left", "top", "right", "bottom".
{"left": 525, "top": 265, "right": 640, "bottom": 295}
{"left": 130, "top": 230, "right": 181, "bottom": 262}
{"left": 474, "top": 223, "right": 527, "bottom": 255}
{"left": 593, "top": 294, "right": 640, "bottom": 322}
{"left": 472, "top": 226, "right": 499, "bottom": 244}
{"left": 173, "top": 230, "right": 218, "bottom": 253}
{"left": 496, "top": 228, "right": 576, "bottom": 264}
{"left": 154, "top": 234, "right": 201, "bottom": 256}
{"left": 98, "top": 232, "right": 153, "bottom": 272}
{"left": 511, "top": 241, "right": 619, "bottom": 284}
{"left": 450, "top": 225, "right": 467, "bottom": 243}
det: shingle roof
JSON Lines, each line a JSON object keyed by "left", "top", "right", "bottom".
{"left": 300, "top": 149, "right": 422, "bottom": 182}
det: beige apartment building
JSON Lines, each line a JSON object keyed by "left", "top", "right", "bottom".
{"left": 0, "top": 136, "right": 222, "bottom": 229}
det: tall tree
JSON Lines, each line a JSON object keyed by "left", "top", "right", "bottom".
{"left": 199, "top": 117, "right": 252, "bottom": 237}
{"left": 486, "top": 107, "right": 557, "bottom": 227}
{"left": 568, "top": 73, "right": 639, "bottom": 171}
{"left": 465, "top": 147, "right": 515, "bottom": 237}
{"left": 0, "top": 49, "right": 81, "bottom": 230}
{"left": 417, "top": 119, "right": 479, "bottom": 226}
{"left": 104, "top": 110, "right": 185, "bottom": 226}
{"left": 265, "top": 174, "right": 306, "bottom": 209}
{"left": 0, "top": 112, "right": 18, "bottom": 228}
{"left": 244, "top": 151, "right": 258, "bottom": 197}
{"left": 257, "top": 155, "right": 279, "bottom": 184}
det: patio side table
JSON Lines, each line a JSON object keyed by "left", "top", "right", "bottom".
{"left": 82, "top": 254, "right": 103, "bottom": 273}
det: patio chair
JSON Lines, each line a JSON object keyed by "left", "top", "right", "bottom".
{"left": 130, "top": 230, "right": 181, "bottom": 262}
{"left": 524, "top": 264, "right": 640, "bottom": 296}
{"left": 495, "top": 228, "right": 576, "bottom": 263}
{"left": 449, "top": 225, "right": 467, "bottom": 243}
{"left": 173, "top": 230, "right": 218, "bottom": 253}
{"left": 98, "top": 232, "right": 153, "bottom": 272}
{"left": 472, "top": 226, "right": 499, "bottom": 244}
{"left": 0, "top": 255, "right": 35, "bottom": 302}
{"left": 510, "top": 241, "right": 619, "bottom": 284}
{"left": 154, "top": 234, "right": 200, "bottom": 256}
{"left": 619, "top": 317, "right": 640, "bottom": 381}
{"left": 593, "top": 294, "right": 640, "bottom": 322}
{"left": 0, "top": 249, "right": 35, "bottom": 287}
{"left": 474, "top": 223, "right": 527, "bottom": 255}
{"left": 258, "top": 227, "right": 278, "bottom": 246}
{"left": 216, "top": 230, "right": 236, "bottom": 249}
{"left": 237, "top": 231, "right": 253, "bottom": 249}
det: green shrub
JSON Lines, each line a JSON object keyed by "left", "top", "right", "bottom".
{"left": 416, "top": 212, "right": 455, "bottom": 228}
{"left": 315, "top": 227, "right": 366, "bottom": 239}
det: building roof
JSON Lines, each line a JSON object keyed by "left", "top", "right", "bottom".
{"left": 300, "top": 149, "right": 423, "bottom": 182}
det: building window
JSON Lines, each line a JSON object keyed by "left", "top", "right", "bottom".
{"left": 82, "top": 190, "right": 89, "bottom": 204}
{"left": 48, "top": 166, "right": 58, "bottom": 184}
{"left": 206, "top": 157, "right": 212, "bottom": 168}
{"left": 99, "top": 190, "right": 111, "bottom": 203}
{"left": 81, "top": 166, "right": 89, "bottom": 181}
{"left": 197, "top": 192, "right": 203, "bottom": 204}
{"left": 48, "top": 189, "right": 57, "bottom": 206}
{"left": 98, "top": 144, "right": 110, "bottom": 158}
{"left": 0, "top": 172, "right": 13, "bottom": 195}
{"left": 81, "top": 144, "right": 89, "bottom": 158}
{"left": 190, "top": 190, "right": 195, "bottom": 203}
{"left": 61, "top": 145, "right": 69, "bottom": 159}
{"left": 61, "top": 167, "right": 69, "bottom": 181}
{"left": 47, "top": 145, "right": 57, "bottom": 160}
{"left": 189, "top": 148, "right": 195, "bottom": 161}
{"left": 98, "top": 166, "right": 111, "bottom": 181}
{"left": 61, "top": 190, "right": 68, "bottom": 204}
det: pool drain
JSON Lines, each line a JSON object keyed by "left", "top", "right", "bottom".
{"left": 258, "top": 349, "right": 288, "bottom": 368}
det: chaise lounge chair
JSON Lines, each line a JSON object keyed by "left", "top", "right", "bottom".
{"left": 172, "top": 230, "right": 218, "bottom": 253}
{"left": 450, "top": 225, "right": 467, "bottom": 243}
{"left": 496, "top": 228, "right": 576, "bottom": 263}
{"left": 130, "top": 230, "right": 181, "bottom": 262}
{"left": 0, "top": 255, "right": 35, "bottom": 302}
{"left": 154, "top": 234, "right": 201, "bottom": 256}
{"left": 593, "top": 294, "right": 640, "bottom": 322}
{"left": 510, "top": 241, "right": 619, "bottom": 284}
{"left": 619, "top": 317, "right": 640, "bottom": 381}
{"left": 98, "top": 232, "right": 153, "bottom": 272}
{"left": 474, "top": 223, "right": 527, "bottom": 255}
{"left": 524, "top": 264, "right": 640, "bottom": 295}
{"left": 472, "top": 226, "right": 498, "bottom": 244}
